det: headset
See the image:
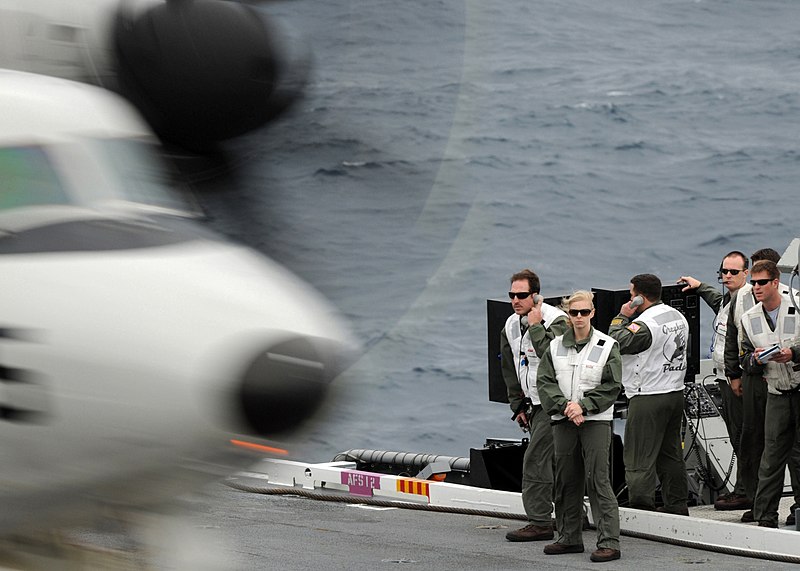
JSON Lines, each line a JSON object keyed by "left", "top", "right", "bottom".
{"left": 717, "top": 251, "right": 749, "bottom": 283}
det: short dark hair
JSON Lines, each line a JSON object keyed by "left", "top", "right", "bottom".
{"left": 510, "top": 269, "right": 540, "bottom": 294}
{"left": 631, "top": 273, "right": 662, "bottom": 302}
{"left": 750, "top": 260, "right": 780, "bottom": 281}
{"left": 722, "top": 251, "right": 748, "bottom": 270}
{"left": 751, "top": 248, "right": 780, "bottom": 264}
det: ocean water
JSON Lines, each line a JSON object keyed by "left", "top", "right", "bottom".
{"left": 196, "top": 0, "right": 800, "bottom": 461}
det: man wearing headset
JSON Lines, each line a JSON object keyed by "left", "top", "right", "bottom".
{"left": 500, "top": 269, "right": 568, "bottom": 542}
{"left": 678, "top": 251, "right": 751, "bottom": 511}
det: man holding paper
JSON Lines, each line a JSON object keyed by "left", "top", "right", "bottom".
{"left": 739, "top": 259, "right": 800, "bottom": 528}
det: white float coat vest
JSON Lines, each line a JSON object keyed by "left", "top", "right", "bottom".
{"left": 732, "top": 282, "right": 797, "bottom": 352}
{"left": 732, "top": 283, "right": 756, "bottom": 331}
{"left": 549, "top": 329, "right": 617, "bottom": 421}
{"left": 710, "top": 294, "right": 733, "bottom": 371}
{"left": 621, "top": 304, "right": 689, "bottom": 399}
{"left": 733, "top": 282, "right": 796, "bottom": 332}
{"left": 740, "top": 295, "right": 800, "bottom": 395}
{"left": 504, "top": 303, "right": 567, "bottom": 405}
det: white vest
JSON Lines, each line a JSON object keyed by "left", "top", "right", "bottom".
{"left": 710, "top": 295, "right": 732, "bottom": 370}
{"left": 740, "top": 295, "right": 800, "bottom": 395}
{"left": 621, "top": 304, "right": 689, "bottom": 399}
{"left": 735, "top": 282, "right": 797, "bottom": 326}
{"left": 549, "top": 329, "right": 617, "bottom": 421}
{"left": 732, "top": 283, "right": 756, "bottom": 330}
{"left": 504, "top": 303, "right": 567, "bottom": 405}
{"left": 732, "top": 282, "right": 797, "bottom": 351}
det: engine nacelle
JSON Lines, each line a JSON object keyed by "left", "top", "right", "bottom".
{"left": 114, "top": 0, "right": 309, "bottom": 150}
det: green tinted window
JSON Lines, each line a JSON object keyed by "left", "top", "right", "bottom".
{"left": 0, "top": 146, "right": 70, "bottom": 209}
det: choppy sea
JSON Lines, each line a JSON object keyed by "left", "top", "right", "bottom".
{"left": 196, "top": 0, "right": 800, "bottom": 461}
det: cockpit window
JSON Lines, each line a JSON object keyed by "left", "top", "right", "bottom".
{"left": 87, "top": 138, "right": 195, "bottom": 215}
{"left": 0, "top": 146, "right": 70, "bottom": 209}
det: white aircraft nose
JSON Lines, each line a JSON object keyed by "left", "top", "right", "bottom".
{"left": 1, "top": 223, "right": 358, "bottom": 443}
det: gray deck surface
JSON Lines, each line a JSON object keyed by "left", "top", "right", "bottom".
{"left": 181, "top": 483, "right": 795, "bottom": 571}
{"left": 3, "top": 481, "right": 793, "bottom": 570}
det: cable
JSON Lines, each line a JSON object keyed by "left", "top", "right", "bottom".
{"left": 792, "top": 241, "right": 800, "bottom": 313}
{"left": 682, "top": 375, "right": 734, "bottom": 493}
{"left": 787, "top": 239, "right": 800, "bottom": 313}
{"left": 790, "top": 271, "right": 800, "bottom": 314}
{"left": 518, "top": 317, "right": 531, "bottom": 398}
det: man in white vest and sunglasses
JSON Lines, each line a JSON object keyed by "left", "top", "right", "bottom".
{"left": 725, "top": 248, "right": 800, "bottom": 525}
{"left": 678, "top": 251, "right": 750, "bottom": 511}
{"left": 739, "top": 259, "right": 800, "bottom": 528}
{"left": 500, "top": 269, "right": 568, "bottom": 541}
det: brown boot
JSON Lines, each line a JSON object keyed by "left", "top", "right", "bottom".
{"left": 713, "top": 493, "right": 753, "bottom": 511}
{"left": 543, "top": 542, "right": 584, "bottom": 555}
{"left": 505, "top": 523, "right": 554, "bottom": 542}
{"left": 590, "top": 548, "right": 621, "bottom": 562}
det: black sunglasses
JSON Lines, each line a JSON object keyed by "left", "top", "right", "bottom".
{"left": 508, "top": 291, "right": 532, "bottom": 300}
{"left": 720, "top": 268, "right": 743, "bottom": 276}
{"left": 751, "top": 278, "right": 775, "bottom": 286}
{"left": 568, "top": 308, "right": 593, "bottom": 317}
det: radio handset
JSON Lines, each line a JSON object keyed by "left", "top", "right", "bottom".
{"left": 520, "top": 295, "right": 544, "bottom": 328}
{"left": 630, "top": 295, "right": 644, "bottom": 309}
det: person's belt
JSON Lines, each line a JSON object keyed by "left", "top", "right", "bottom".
{"left": 776, "top": 384, "right": 800, "bottom": 395}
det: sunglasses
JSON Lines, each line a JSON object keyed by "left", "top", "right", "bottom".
{"left": 751, "top": 278, "right": 775, "bottom": 287}
{"left": 508, "top": 291, "right": 533, "bottom": 300}
{"left": 720, "top": 268, "right": 743, "bottom": 276}
{"left": 568, "top": 308, "right": 593, "bottom": 317}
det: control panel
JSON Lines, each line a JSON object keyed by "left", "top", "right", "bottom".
{"left": 684, "top": 382, "right": 721, "bottom": 419}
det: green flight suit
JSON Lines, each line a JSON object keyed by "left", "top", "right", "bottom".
{"left": 500, "top": 314, "right": 569, "bottom": 525}
{"left": 609, "top": 303, "right": 689, "bottom": 513}
{"left": 727, "top": 289, "right": 800, "bottom": 507}
{"left": 739, "top": 307, "right": 800, "bottom": 527}
{"left": 538, "top": 327, "right": 622, "bottom": 550}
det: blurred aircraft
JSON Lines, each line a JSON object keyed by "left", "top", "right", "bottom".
{"left": 0, "top": 0, "right": 309, "bottom": 152}
{"left": 0, "top": 69, "right": 354, "bottom": 568}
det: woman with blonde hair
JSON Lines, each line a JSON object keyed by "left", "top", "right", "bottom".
{"left": 537, "top": 290, "right": 623, "bottom": 563}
